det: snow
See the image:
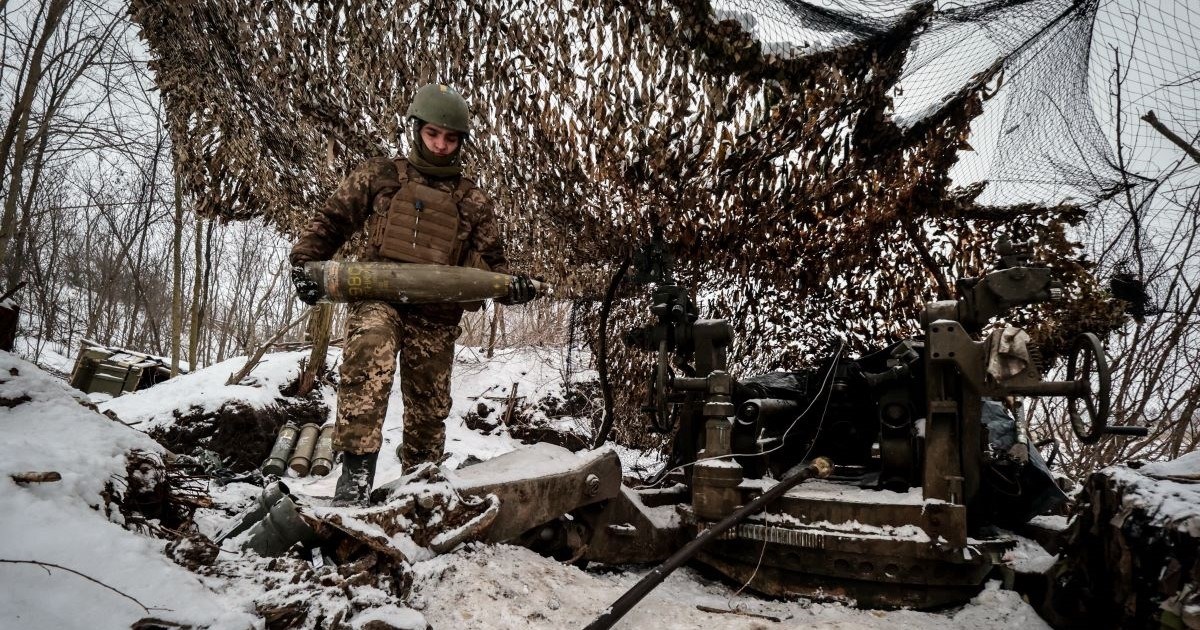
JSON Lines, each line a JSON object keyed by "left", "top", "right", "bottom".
{"left": 1107, "top": 456, "right": 1200, "bottom": 537}
{"left": 0, "top": 353, "right": 154, "bottom": 508}
{"left": 414, "top": 544, "right": 1051, "bottom": 629}
{"left": 1002, "top": 533, "right": 1058, "bottom": 574}
{"left": 99, "top": 350, "right": 311, "bottom": 429}
{"left": 778, "top": 479, "right": 937, "bottom": 507}
{"left": 0, "top": 352, "right": 256, "bottom": 629}
{"left": 754, "top": 513, "right": 933, "bottom": 543}
{"left": 1141, "top": 449, "right": 1200, "bottom": 479}
{"left": 450, "top": 442, "right": 616, "bottom": 486}
{"left": 1, "top": 346, "right": 1062, "bottom": 629}
{"left": 349, "top": 604, "right": 427, "bottom": 629}
{"left": 1027, "top": 514, "right": 1070, "bottom": 532}
{"left": 12, "top": 335, "right": 74, "bottom": 376}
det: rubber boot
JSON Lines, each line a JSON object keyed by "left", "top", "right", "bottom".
{"left": 331, "top": 451, "right": 378, "bottom": 507}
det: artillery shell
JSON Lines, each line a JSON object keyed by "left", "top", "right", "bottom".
{"left": 310, "top": 425, "right": 336, "bottom": 476}
{"left": 288, "top": 423, "right": 322, "bottom": 476}
{"left": 304, "top": 261, "right": 549, "bottom": 304}
{"left": 261, "top": 422, "right": 299, "bottom": 477}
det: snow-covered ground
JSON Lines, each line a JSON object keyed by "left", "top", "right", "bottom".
{"left": 12, "top": 335, "right": 74, "bottom": 376}
{"left": 1, "top": 344, "right": 1061, "bottom": 629}
{"left": 0, "top": 351, "right": 257, "bottom": 629}
{"left": 102, "top": 350, "right": 318, "bottom": 430}
{"left": 415, "top": 545, "right": 1047, "bottom": 629}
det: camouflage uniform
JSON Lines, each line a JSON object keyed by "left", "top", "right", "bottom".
{"left": 290, "top": 158, "right": 509, "bottom": 465}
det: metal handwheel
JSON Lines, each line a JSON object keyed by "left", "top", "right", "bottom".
{"left": 1066, "top": 332, "right": 1112, "bottom": 444}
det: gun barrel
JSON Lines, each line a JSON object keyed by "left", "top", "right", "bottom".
{"left": 304, "top": 261, "right": 551, "bottom": 304}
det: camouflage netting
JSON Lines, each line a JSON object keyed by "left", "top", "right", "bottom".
{"left": 130, "top": 0, "right": 1197, "bottom": 435}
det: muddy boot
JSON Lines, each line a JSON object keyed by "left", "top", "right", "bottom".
{"left": 331, "top": 451, "right": 378, "bottom": 507}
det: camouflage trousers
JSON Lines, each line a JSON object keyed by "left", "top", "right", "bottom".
{"left": 334, "top": 301, "right": 462, "bottom": 467}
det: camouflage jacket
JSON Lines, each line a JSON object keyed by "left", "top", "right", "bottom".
{"left": 290, "top": 158, "right": 510, "bottom": 275}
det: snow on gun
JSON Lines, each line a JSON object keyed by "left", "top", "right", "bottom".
{"left": 303, "top": 261, "right": 552, "bottom": 304}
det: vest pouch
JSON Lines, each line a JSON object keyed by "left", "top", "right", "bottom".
{"left": 377, "top": 181, "right": 462, "bottom": 265}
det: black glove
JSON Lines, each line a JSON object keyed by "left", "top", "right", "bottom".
{"left": 291, "top": 264, "right": 322, "bottom": 305}
{"left": 498, "top": 274, "right": 536, "bottom": 306}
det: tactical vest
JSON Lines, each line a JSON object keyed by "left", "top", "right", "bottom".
{"left": 369, "top": 160, "right": 473, "bottom": 266}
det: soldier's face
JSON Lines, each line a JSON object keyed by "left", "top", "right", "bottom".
{"left": 420, "top": 123, "right": 461, "bottom": 157}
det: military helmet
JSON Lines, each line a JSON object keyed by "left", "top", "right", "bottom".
{"left": 406, "top": 83, "right": 470, "bottom": 133}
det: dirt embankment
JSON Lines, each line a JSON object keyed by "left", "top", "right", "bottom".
{"left": 149, "top": 381, "right": 329, "bottom": 473}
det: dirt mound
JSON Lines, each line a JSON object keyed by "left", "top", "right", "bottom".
{"left": 464, "top": 382, "right": 598, "bottom": 453}
{"left": 150, "top": 394, "right": 328, "bottom": 473}
{"left": 1036, "top": 462, "right": 1200, "bottom": 629}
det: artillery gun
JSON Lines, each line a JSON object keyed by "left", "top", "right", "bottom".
{"left": 588, "top": 236, "right": 1142, "bottom": 609}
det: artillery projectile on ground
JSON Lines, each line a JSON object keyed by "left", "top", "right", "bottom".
{"left": 261, "top": 424, "right": 334, "bottom": 478}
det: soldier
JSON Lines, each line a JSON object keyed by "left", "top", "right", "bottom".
{"left": 289, "top": 84, "right": 535, "bottom": 506}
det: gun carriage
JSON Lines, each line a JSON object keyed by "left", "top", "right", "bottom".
{"left": 546, "top": 237, "right": 1139, "bottom": 609}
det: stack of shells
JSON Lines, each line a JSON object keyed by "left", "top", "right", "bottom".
{"left": 261, "top": 422, "right": 335, "bottom": 477}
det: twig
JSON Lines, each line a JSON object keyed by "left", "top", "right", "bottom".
{"left": 1142, "top": 111, "right": 1200, "bottom": 165}
{"left": 10, "top": 471, "right": 62, "bottom": 484}
{"left": 226, "top": 308, "right": 312, "bottom": 385}
{"left": 468, "top": 384, "right": 500, "bottom": 401}
{"left": 0, "top": 559, "right": 151, "bottom": 614}
{"left": 695, "top": 605, "right": 787, "bottom": 622}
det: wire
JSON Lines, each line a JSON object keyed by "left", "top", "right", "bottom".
{"left": 635, "top": 339, "right": 847, "bottom": 489}
{"left": 758, "top": 340, "right": 846, "bottom": 463}
{"left": 728, "top": 537, "right": 769, "bottom": 607}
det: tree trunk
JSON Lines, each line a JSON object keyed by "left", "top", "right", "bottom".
{"left": 0, "top": 0, "right": 69, "bottom": 271}
{"left": 188, "top": 213, "right": 204, "bottom": 367}
{"left": 170, "top": 172, "right": 184, "bottom": 376}
{"left": 7, "top": 129, "right": 49, "bottom": 290}
{"left": 198, "top": 218, "right": 215, "bottom": 366}
{"left": 297, "top": 302, "right": 333, "bottom": 396}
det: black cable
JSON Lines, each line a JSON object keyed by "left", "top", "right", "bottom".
{"left": 593, "top": 255, "right": 631, "bottom": 448}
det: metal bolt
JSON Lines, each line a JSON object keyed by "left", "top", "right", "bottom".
{"left": 584, "top": 474, "right": 601, "bottom": 496}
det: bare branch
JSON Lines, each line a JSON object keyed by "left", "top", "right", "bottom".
{"left": 0, "top": 558, "right": 151, "bottom": 614}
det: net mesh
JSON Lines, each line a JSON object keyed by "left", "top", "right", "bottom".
{"left": 129, "top": 0, "right": 1197, "bottom": 402}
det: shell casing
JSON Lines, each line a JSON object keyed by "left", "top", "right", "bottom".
{"left": 214, "top": 481, "right": 289, "bottom": 544}
{"left": 261, "top": 422, "right": 300, "bottom": 476}
{"left": 287, "top": 423, "right": 322, "bottom": 476}
{"left": 241, "top": 494, "right": 319, "bottom": 557}
{"left": 310, "top": 425, "right": 336, "bottom": 476}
